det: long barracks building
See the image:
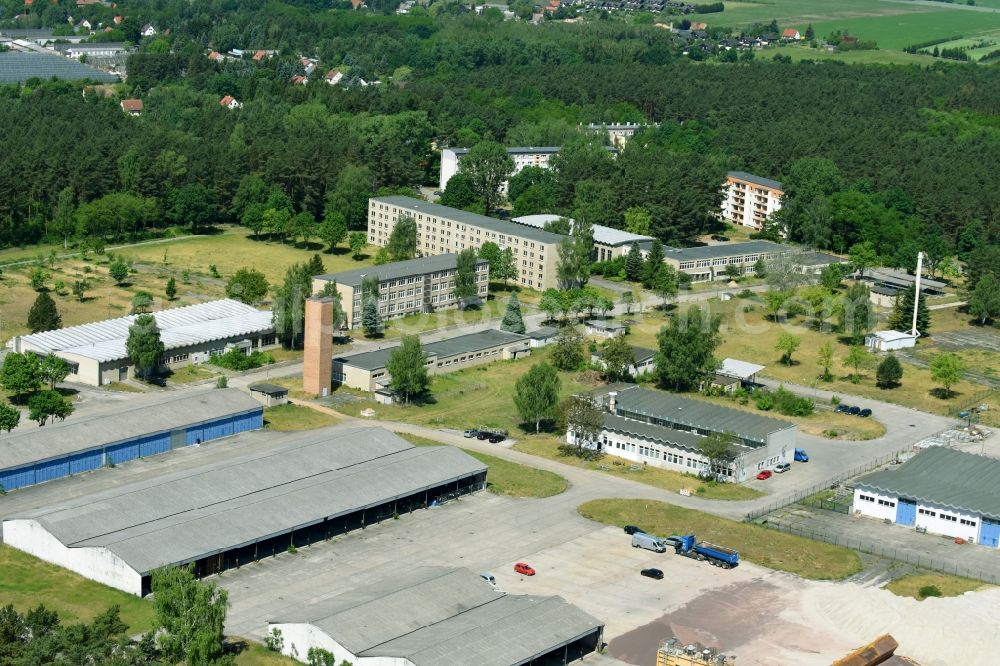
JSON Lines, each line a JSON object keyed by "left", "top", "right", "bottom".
{"left": 368, "top": 196, "right": 563, "bottom": 290}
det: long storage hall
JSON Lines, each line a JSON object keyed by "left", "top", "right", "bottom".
{"left": 0, "top": 389, "right": 263, "bottom": 492}
{"left": 2, "top": 426, "right": 487, "bottom": 595}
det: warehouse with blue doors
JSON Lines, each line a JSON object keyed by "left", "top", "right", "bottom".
{"left": 0, "top": 389, "right": 263, "bottom": 492}
{"left": 852, "top": 447, "right": 1000, "bottom": 548}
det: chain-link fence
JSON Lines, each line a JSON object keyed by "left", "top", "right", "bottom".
{"left": 764, "top": 520, "right": 1000, "bottom": 585}
{"left": 743, "top": 447, "right": 912, "bottom": 522}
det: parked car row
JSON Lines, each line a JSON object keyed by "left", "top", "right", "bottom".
{"left": 463, "top": 429, "right": 506, "bottom": 443}
{"left": 835, "top": 404, "right": 872, "bottom": 418}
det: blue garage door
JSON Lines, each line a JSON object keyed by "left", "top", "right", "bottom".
{"left": 0, "top": 466, "right": 35, "bottom": 491}
{"left": 69, "top": 449, "right": 104, "bottom": 475}
{"left": 139, "top": 433, "right": 171, "bottom": 458}
{"left": 896, "top": 499, "right": 917, "bottom": 526}
{"left": 202, "top": 416, "right": 235, "bottom": 441}
{"left": 186, "top": 426, "right": 204, "bottom": 445}
{"left": 232, "top": 409, "right": 263, "bottom": 434}
{"left": 35, "top": 458, "right": 71, "bottom": 484}
{"left": 107, "top": 441, "right": 141, "bottom": 465}
{"left": 979, "top": 519, "right": 1000, "bottom": 548}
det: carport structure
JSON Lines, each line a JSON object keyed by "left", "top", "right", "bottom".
{"left": 3, "top": 427, "right": 487, "bottom": 595}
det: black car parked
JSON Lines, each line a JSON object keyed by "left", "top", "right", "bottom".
{"left": 624, "top": 525, "right": 643, "bottom": 535}
{"left": 641, "top": 568, "right": 664, "bottom": 580}
{"left": 859, "top": 408, "right": 872, "bottom": 417}
{"left": 848, "top": 406, "right": 861, "bottom": 416}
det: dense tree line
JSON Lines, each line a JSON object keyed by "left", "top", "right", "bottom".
{"left": 0, "top": 8, "right": 997, "bottom": 254}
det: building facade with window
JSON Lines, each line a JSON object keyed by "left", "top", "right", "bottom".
{"left": 720, "top": 171, "right": 784, "bottom": 230}
{"left": 438, "top": 145, "right": 617, "bottom": 193}
{"left": 368, "top": 197, "right": 563, "bottom": 290}
{"left": 567, "top": 386, "right": 797, "bottom": 483}
{"left": 852, "top": 447, "right": 1000, "bottom": 548}
{"left": 663, "top": 240, "right": 786, "bottom": 283}
{"left": 6, "top": 299, "right": 276, "bottom": 386}
{"left": 313, "top": 254, "right": 489, "bottom": 330}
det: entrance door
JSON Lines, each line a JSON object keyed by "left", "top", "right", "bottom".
{"left": 979, "top": 518, "right": 1000, "bottom": 547}
{"left": 896, "top": 499, "right": 917, "bottom": 526}
{"left": 119, "top": 366, "right": 128, "bottom": 381}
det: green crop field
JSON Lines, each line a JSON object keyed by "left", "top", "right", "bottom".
{"left": 713, "top": 0, "right": 1000, "bottom": 51}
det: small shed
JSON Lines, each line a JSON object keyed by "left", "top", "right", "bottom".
{"left": 585, "top": 320, "right": 626, "bottom": 339}
{"left": 248, "top": 383, "right": 289, "bottom": 407}
{"left": 865, "top": 330, "right": 916, "bottom": 352}
{"left": 527, "top": 326, "right": 559, "bottom": 348}
{"left": 718, "top": 358, "right": 766, "bottom": 384}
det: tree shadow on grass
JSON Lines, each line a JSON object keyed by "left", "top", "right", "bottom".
{"left": 929, "top": 387, "right": 959, "bottom": 400}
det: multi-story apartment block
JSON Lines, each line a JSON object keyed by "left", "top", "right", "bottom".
{"left": 721, "top": 171, "right": 784, "bottom": 230}
{"left": 510, "top": 214, "right": 655, "bottom": 262}
{"left": 368, "top": 196, "right": 563, "bottom": 290}
{"left": 312, "top": 254, "right": 489, "bottom": 330}
{"left": 438, "top": 146, "right": 617, "bottom": 193}
{"left": 663, "top": 240, "right": 785, "bottom": 282}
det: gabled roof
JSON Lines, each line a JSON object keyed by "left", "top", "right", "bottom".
{"left": 316, "top": 253, "right": 484, "bottom": 288}
{"left": 219, "top": 95, "right": 236, "bottom": 106}
{"left": 782, "top": 28, "right": 800, "bottom": 37}
{"left": 11, "top": 299, "right": 272, "bottom": 363}
{"left": 12, "top": 427, "right": 486, "bottom": 575}
{"left": 120, "top": 98, "right": 143, "bottom": 112}
{"left": 855, "top": 448, "right": 1000, "bottom": 521}
{"left": 593, "top": 345, "right": 655, "bottom": 364}
{"left": 510, "top": 214, "right": 654, "bottom": 247}
{"left": 271, "top": 567, "right": 603, "bottom": 666}
{"left": 336, "top": 329, "right": 528, "bottom": 372}
{"left": 718, "top": 358, "right": 765, "bottom": 380}
{"left": 602, "top": 413, "right": 706, "bottom": 452}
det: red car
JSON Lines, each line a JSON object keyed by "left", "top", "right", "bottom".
{"left": 514, "top": 562, "right": 536, "bottom": 576}
{"left": 756, "top": 470, "right": 773, "bottom": 480}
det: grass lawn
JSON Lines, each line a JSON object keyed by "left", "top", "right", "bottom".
{"left": 375, "top": 298, "right": 510, "bottom": 339}
{"left": 0, "top": 544, "right": 155, "bottom": 632}
{"left": 267, "top": 377, "right": 317, "bottom": 401}
{"left": 764, "top": 44, "right": 934, "bottom": 66}
{"left": 101, "top": 381, "right": 147, "bottom": 393}
{"left": 516, "top": 436, "right": 763, "bottom": 501}
{"left": 264, "top": 403, "right": 339, "bottom": 430}
{"left": 578, "top": 498, "right": 862, "bottom": 580}
{"left": 396, "top": 432, "right": 568, "bottom": 497}
{"left": 627, "top": 297, "right": 983, "bottom": 416}
{"left": 166, "top": 364, "right": 220, "bottom": 385}
{"left": 231, "top": 640, "right": 300, "bottom": 665}
{"left": 885, "top": 571, "right": 988, "bottom": 600}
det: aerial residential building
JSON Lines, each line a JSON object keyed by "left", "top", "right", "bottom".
{"left": 438, "top": 145, "right": 617, "bottom": 193}
{"left": 368, "top": 196, "right": 563, "bottom": 290}
{"left": 721, "top": 171, "right": 784, "bottom": 230}
{"left": 120, "top": 98, "right": 143, "bottom": 115}
{"left": 582, "top": 121, "right": 651, "bottom": 147}
{"left": 219, "top": 95, "right": 241, "bottom": 109}
{"left": 662, "top": 240, "right": 785, "bottom": 282}
{"left": 324, "top": 68, "right": 343, "bottom": 85}
{"left": 312, "top": 254, "right": 489, "bottom": 330}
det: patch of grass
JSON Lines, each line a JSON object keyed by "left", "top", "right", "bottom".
{"left": 263, "top": 403, "right": 338, "bottom": 431}
{"left": 231, "top": 639, "right": 301, "bottom": 665}
{"left": 101, "top": 381, "right": 146, "bottom": 393}
{"left": 267, "top": 348, "right": 305, "bottom": 362}
{"left": 266, "top": 377, "right": 316, "bottom": 401}
{"left": 696, "top": 393, "right": 886, "bottom": 440}
{"left": 166, "top": 364, "right": 220, "bottom": 385}
{"left": 0, "top": 544, "right": 155, "bottom": 632}
{"left": 517, "top": 436, "right": 763, "bottom": 501}
{"left": 396, "top": 432, "right": 567, "bottom": 497}
{"left": 466, "top": 450, "right": 567, "bottom": 498}
{"left": 765, "top": 44, "right": 933, "bottom": 66}
{"left": 579, "top": 498, "right": 862, "bottom": 580}
{"left": 885, "top": 572, "right": 988, "bottom": 600}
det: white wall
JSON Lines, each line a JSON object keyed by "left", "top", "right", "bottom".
{"left": 914, "top": 501, "right": 981, "bottom": 543}
{"left": 3, "top": 519, "right": 143, "bottom": 595}
{"left": 269, "top": 623, "right": 411, "bottom": 666}
{"left": 439, "top": 149, "right": 460, "bottom": 191}
{"left": 852, "top": 488, "right": 899, "bottom": 522}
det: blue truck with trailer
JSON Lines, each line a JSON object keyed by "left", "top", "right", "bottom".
{"left": 670, "top": 534, "right": 739, "bottom": 569}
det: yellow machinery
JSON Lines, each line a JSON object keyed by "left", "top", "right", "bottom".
{"left": 656, "top": 638, "right": 735, "bottom": 666}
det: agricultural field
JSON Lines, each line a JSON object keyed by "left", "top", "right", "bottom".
{"left": 714, "top": 0, "right": 1000, "bottom": 52}
{"left": 765, "top": 44, "right": 935, "bottom": 65}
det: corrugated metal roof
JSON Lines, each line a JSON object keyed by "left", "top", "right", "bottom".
{"left": 602, "top": 414, "right": 707, "bottom": 452}
{"left": 272, "top": 567, "right": 603, "bottom": 666}
{"left": 11, "top": 299, "right": 272, "bottom": 363}
{"left": 373, "top": 197, "right": 565, "bottom": 245}
{"left": 510, "top": 214, "right": 654, "bottom": 248}
{"left": 0, "top": 389, "right": 261, "bottom": 472}
{"left": 663, "top": 240, "right": 784, "bottom": 263}
{"left": 612, "top": 386, "right": 795, "bottom": 443}
{"left": 855, "top": 448, "right": 1000, "bottom": 521}
{"left": 316, "top": 254, "right": 486, "bottom": 288}
{"left": 14, "top": 427, "right": 486, "bottom": 574}
{"left": 718, "top": 358, "right": 765, "bottom": 380}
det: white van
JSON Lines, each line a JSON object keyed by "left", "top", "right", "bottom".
{"left": 632, "top": 532, "right": 666, "bottom": 553}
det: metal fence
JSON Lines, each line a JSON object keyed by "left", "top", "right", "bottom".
{"left": 743, "top": 447, "right": 912, "bottom": 522}
{"left": 948, "top": 388, "right": 996, "bottom": 417}
{"left": 764, "top": 520, "right": 1000, "bottom": 585}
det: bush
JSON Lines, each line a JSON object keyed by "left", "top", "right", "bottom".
{"left": 209, "top": 349, "right": 274, "bottom": 371}
{"left": 919, "top": 585, "right": 942, "bottom": 599}
{"left": 737, "top": 289, "right": 756, "bottom": 299}
{"left": 774, "top": 386, "right": 814, "bottom": 416}
{"left": 755, "top": 392, "right": 775, "bottom": 411}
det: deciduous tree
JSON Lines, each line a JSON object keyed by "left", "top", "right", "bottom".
{"left": 0, "top": 352, "right": 42, "bottom": 401}
{"left": 386, "top": 215, "right": 417, "bottom": 261}
{"left": 969, "top": 273, "right": 1000, "bottom": 325}
{"left": 165, "top": 277, "right": 177, "bottom": 301}
{"left": 387, "top": 336, "right": 429, "bottom": 405}
{"left": 551, "top": 326, "right": 585, "bottom": 371}
{"left": 698, "top": 432, "right": 739, "bottom": 478}
{"left": 930, "top": 353, "right": 964, "bottom": 398}
{"left": 460, "top": 141, "right": 515, "bottom": 212}
{"left": 560, "top": 395, "right": 605, "bottom": 455}
{"left": 40, "top": 354, "right": 69, "bottom": 390}
{"left": 454, "top": 247, "right": 479, "bottom": 308}
{"left": 840, "top": 281, "right": 875, "bottom": 344}
{"left": 514, "top": 362, "right": 561, "bottom": 433}
{"left": 654, "top": 305, "right": 721, "bottom": 392}
{"left": 28, "top": 390, "right": 72, "bottom": 425}
{"left": 349, "top": 232, "right": 367, "bottom": 259}
{"left": 817, "top": 341, "right": 834, "bottom": 381}
{"left": 109, "top": 258, "right": 129, "bottom": 285}
{"left": 226, "top": 267, "right": 270, "bottom": 305}
{"left": 843, "top": 345, "right": 874, "bottom": 384}
{"left": 599, "top": 334, "right": 635, "bottom": 382}
{"left": 775, "top": 332, "right": 801, "bottom": 366}
{"left": 152, "top": 565, "right": 228, "bottom": 665}
{"left": 131, "top": 291, "right": 153, "bottom": 314}
{"left": 0, "top": 400, "right": 19, "bottom": 433}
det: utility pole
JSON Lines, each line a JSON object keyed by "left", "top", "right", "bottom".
{"left": 911, "top": 251, "right": 924, "bottom": 338}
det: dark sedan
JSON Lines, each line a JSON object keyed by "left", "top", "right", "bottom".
{"left": 641, "top": 568, "right": 664, "bottom": 580}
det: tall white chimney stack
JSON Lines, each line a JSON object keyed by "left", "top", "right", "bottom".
{"left": 911, "top": 251, "right": 924, "bottom": 338}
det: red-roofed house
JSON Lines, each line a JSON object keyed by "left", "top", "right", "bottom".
{"left": 252, "top": 50, "right": 267, "bottom": 62}
{"left": 219, "top": 95, "right": 242, "bottom": 109}
{"left": 290, "top": 75, "right": 308, "bottom": 86}
{"left": 782, "top": 28, "right": 801, "bottom": 40}
{"left": 207, "top": 51, "right": 224, "bottom": 61}
{"left": 24, "top": 0, "right": 34, "bottom": 7}
{"left": 690, "top": 22, "right": 707, "bottom": 31}
{"left": 120, "top": 99, "right": 143, "bottom": 116}
{"left": 324, "top": 69, "right": 343, "bottom": 86}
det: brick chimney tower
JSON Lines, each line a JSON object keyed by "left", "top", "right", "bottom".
{"left": 303, "top": 297, "right": 333, "bottom": 397}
